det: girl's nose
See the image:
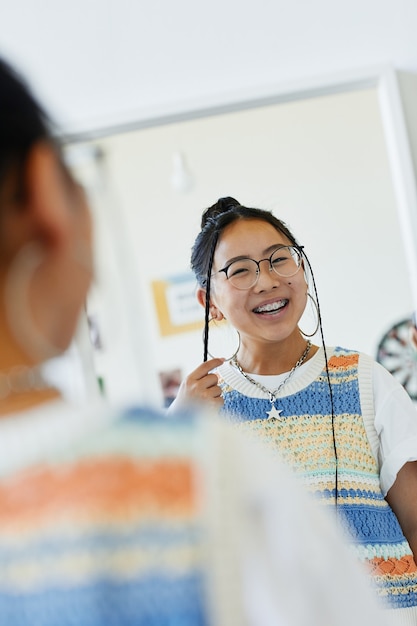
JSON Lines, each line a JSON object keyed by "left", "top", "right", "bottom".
{"left": 254, "top": 260, "right": 281, "bottom": 289}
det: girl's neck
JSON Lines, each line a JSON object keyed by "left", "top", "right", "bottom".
{"left": 236, "top": 334, "right": 318, "bottom": 375}
{"left": 0, "top": 320, "right": 61, "bottom": 417}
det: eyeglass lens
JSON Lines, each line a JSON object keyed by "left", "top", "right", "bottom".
{"left": 227, "top": 246, "right": 301, "bottom": 289}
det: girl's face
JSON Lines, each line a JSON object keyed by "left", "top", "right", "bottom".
{"left": 208, "top": 218, "right": 308, "bottom": 346}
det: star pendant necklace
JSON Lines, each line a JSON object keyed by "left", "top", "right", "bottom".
{"left": 231, "top": 340, "right": 312, "bottom": 420}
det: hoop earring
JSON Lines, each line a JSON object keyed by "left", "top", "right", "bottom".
{"left": 299, "top": 293, "right": 320, "bottom": 337}
{"left": 4, "top": 241, "right": 92, "bottom": 363}
{"left": 205, "top": 318, "right": 241, "bottom": 360}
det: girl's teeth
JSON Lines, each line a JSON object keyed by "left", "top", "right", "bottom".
{"left": 256, "top": 300, "right": 286, "bottom": 313}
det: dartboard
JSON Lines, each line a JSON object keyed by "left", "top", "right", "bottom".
{"left": 376, "top": 316, "right": 417, "bottom": 401}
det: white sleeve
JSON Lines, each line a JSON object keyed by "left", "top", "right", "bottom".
{"left": 373, "top": 360, "right": 417, "bottom": 495}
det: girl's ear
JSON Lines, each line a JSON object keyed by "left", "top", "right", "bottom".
{"left": 1, "top": 142, "right": 69, "bottom": 260}
{"left": 196, "top": 288, "right": 225, "bottom": 321}
{"left": 196, "top": 287, "right": 206, "bottom": 309}
{"left": 23, "top": 141, "right": 70, "bottom": 251}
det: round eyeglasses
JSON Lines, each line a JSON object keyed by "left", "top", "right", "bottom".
{"left": 215, "top": 245, "right": 303, "bottom": 290}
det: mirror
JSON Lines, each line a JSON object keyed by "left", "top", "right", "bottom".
{"left": 62, "top": 67, "right": 417, "bottom": 408}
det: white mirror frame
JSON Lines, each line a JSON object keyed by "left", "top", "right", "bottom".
{"left": 375, "top": 67, "right": 417, "bottom": 312}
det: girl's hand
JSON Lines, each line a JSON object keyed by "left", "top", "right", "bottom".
{"left": 168, "top": 358, "right": 225, "bottom": 412}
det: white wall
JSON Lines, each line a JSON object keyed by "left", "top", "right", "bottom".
{"left": 0, "top": 0, "right": 416, "bottom": 134}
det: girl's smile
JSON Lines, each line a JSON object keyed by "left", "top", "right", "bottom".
{"left": 252, "top": 297, "right": 289, "bottom": 315}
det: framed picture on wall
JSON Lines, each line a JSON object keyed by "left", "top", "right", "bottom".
{"left": 151, "top": 272, "right": 204, "bottom": 336}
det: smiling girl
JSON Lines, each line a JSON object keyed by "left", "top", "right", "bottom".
{"left": 170, "top": 196, "right": 417, "bottom": 622}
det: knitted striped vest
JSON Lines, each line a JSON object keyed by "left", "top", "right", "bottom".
{"left": 0, "top": 409, "right": 210, "bottom": 626}
{"left": 218, "top": 346, "right": 417, "bottom": 610}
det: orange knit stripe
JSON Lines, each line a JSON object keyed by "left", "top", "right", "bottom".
{"left": 328, "top": 354, "right": 359, "bottom": 369}
{"left": 368, "top": 555, "right": 417, "bottom": 576}
{"left": 0, "top": 459, "right": 195, "bottom": 528}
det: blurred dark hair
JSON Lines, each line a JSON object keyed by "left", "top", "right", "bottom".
{"left": 0, "top": 57, "right": 55, "bottom": 199}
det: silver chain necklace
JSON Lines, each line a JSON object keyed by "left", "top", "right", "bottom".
{"left": 231, "top": 340, "right": 312, "bottom": 420}
{"left": 0, "top": 365, "right": 53, "bottom": 400}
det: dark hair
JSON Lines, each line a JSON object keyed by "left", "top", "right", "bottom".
{"left": 0, "top": 57, "right": 55, "bottom": 199}
{"left": 191, "top": 196, "right": 300, "bottom": 290}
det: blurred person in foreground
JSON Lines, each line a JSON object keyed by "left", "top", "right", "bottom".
{"left": 0, "top": 56, "right": 389, "bottom": 626}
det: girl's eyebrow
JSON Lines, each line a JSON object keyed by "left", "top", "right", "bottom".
{"left": 223, "top": 244, "right": 288, "bottom": 266}
{"left": 222, "top": 254, "right": 252, "bottom": 267}
{"left": 264, "top": 243, "right": 287, "bottom": 255}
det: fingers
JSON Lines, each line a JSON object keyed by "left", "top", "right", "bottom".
{"left": 174, "top": 358, "right": 225, "bottom": 410}
{"left": 189, "top": 358, "right": 224, "bottom": 397}
{"left": 192, "top": 358, "right": 225, "bottom": 379}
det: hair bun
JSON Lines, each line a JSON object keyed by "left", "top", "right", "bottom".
{"left": 201, "top": 196, "right": 241, "bottom": 228}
